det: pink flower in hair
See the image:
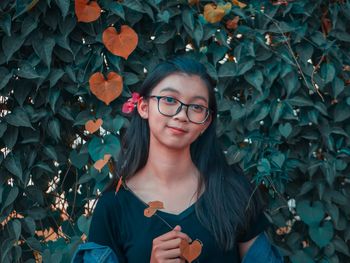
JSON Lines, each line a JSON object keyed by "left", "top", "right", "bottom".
{"left": 122, "top": 92, "right": 141, "bottom": 114}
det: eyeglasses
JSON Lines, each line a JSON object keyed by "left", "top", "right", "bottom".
{"left": 148, "top": 95, "right": 211, "bottom": 124}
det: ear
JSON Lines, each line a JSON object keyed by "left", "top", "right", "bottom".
{"left": 136, "top": 97, "right": 149, "bottom": 119}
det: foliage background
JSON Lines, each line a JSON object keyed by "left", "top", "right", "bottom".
{"left": 1, "top": 0, "right": 350, "bottom": 262}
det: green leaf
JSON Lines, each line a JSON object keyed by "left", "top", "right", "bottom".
{"left": 25, "top": 185, "right": 44, "bottom": 206}
{"left": 21, "top": 15, "right": 38, "bottom": 37}
{"left": 332, "top": 77, "right": 344, "bottom": 98}
{"left": 193, "top": 21, "right": 204, "bottom": 47}
{"left": 2, "top": 34, "right": 25, "bottom": 62}
{"left": 13, "top": 0, "right": 40, "bottom": 20}
{"left": 27, "top": 207, "right": 47, "bottom": 220}
{"left": 320, "top": 63, "right": 335, "bottom": 84}
{"left": 4, "top": 153, "right": 23, "bottom": 181}
{"left": 0, "top": 67, "right": 12, "bottom": 90}
{"left": 69, "top": 150, "right": 89, "bottom": 169}
{"left": 26, "top": 237, "right": 43, "bottom": 252}
{"left": 218, "top": 62, "right": 237, "bottom": 77}
{"left": 108, "top": 2, "right": 125, "bottom": 20}
{"left": 124, "top": 72, "right": 139, "bottom": 85}
{"left": 43, "top": 145, "right": 58, "bottom": 161}
{"left": 309, "top": 221, "right": 334, "bottom": 248}
{"left": 257, "top": 158, "right": 271, "bottom": 173}
{"left": 236, "top": 59, "right": 255, "bottom": 76}
{"left": 334, "top": 102, "right": 350, "bottom": 122}
{"left": 2, "top": 126, "right": 18, "bottom": 148}
{"left": 88, "top": 134, "right": 120, "bottom": 161}
{"left": 296, "top": 200, "right": 325, "bottom": 226}
{"left": 279, "top": 122, "right": 292, "bottom": 138}
{"left": 77, "top": 215, "right": 92, "bottom": 235}
{"left": 49, "top": 69, "right": 65, "bottom": 88}
{"left": 158, "top": 10, "right": 170, "bottom": 23}
{"left": 182, "top": 8, "right": 194, "bottom": 31}
{"left": 22, "top": 217, "right": 36, "bottom": 236}
{"left": 47, "top": 118, "right": 61, "bottom": 142}
{"left": 290, "top": 250, "right": 315, "bottom": 263}
{"left": 2, "top": 186, "right": 19, "bottom": 212}
{"left": 5, "top": 107, "right": 33, "bottom": 129}
{"left": 271, "top": 152, "right": 285, "bottom": 168}
{"left": 122, "top": 0, "right": 144, "bottom": 13}
{"left": 0, "top": 122, "right": 7, "bottom": 137}
{"left": 333, "top": 236, "right": 350, "bottom": 256}
{"left": 0, "top": 13, "right": 11, "bottom": 36}
{"left": 102, "top": 115, "right": 124, "bottom": 134}
{"left": 32, "top": 37, "right": 56, "bottom": 67}
{"left": 55, "top": 0, "right": 70, "bottom": 18}
{"left": 17, "top": 61, "right": 40, "bottom": 79}
{"left": 9, "top": 219, "right": 21, "bottom": 241}
{"left": 244, "top": 70, "right": 263, "bottom": 93}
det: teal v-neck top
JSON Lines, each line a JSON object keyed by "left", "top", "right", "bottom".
{"left": 88, "top": 186, "right": 269, "bottom": 263}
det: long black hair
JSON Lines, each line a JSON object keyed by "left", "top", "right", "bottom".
{"left": 105, "top": 56, "right": 261, "bottom": 250}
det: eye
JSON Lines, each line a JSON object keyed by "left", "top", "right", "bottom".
{"left": 190, "top": 104, "right": 205, "bottom": 113}
{"left": 161, "top": 96, "right": 177, "bottom": 105}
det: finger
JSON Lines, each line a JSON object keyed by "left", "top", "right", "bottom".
{"left": 157, "top": 229, "right": 191, "bottom": 242}
{"left": 158, "top": 237, "right": 184, "bottom": 250}
{"left": 158, "top": 247, "right": 182, "bottom": 260}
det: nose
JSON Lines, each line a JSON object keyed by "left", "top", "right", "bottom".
{"left": 173, "top": 105, "right": 189, "bottom": 122}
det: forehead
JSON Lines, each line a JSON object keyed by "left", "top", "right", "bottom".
{"left": 151, "top": 73, "right": 209, "bottom": 101}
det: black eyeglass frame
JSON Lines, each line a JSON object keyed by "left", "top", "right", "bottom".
{"left": 148, "top": 95, "right": 211, "bottom": 124}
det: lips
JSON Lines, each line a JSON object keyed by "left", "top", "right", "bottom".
{"left": 167, "top": 126, "right": 187, "bottom": 133}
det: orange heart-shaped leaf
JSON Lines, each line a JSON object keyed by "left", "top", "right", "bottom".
{"left": 89, "top": 72, "right": 123, "bottom": 105}
{"left": 232, "top": 0, "right": 247, "bottom": 8}
{"left": 85, "top": 118, "right": 103, "bottom": 134}
{"left": 102, "top": 26, "right": 138, "bottom": 59}
{"left": 180, "top": 239, "right": 203, "bottom": 263}
{"left": 115, "top": 176, "right": 123, "bottom": 193}
{"left": 94, "top": 154, "right": 111, "bottom": 172}
{"left": 203, "top": 3, "right": 231, "bottom": 24}
{"left": 75, "top": 0, "right": 101, "bottom": 23}
{"left": 144, "top": 201, "right": 164, "bottom": 218}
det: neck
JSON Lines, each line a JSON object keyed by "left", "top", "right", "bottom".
{"left": 142, "top": 143, "right": 198, "bottom": 188}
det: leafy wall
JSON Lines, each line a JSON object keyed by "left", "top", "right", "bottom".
{"left": 0, "top": 0, "right": 350, "bottom": 262}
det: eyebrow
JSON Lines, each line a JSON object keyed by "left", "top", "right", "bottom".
{"left": 159, "top": 87, "right": 208, "bottom": 103}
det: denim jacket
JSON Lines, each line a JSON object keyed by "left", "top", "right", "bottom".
{"left": 71, "top": 232, "right": 283, "bottom": 263}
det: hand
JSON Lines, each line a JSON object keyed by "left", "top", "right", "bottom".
{"left": 150, "top": 225, "right": 191, "bottom": 263}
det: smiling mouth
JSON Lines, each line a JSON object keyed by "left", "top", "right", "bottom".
{"left": 167, "top": 126, "right": 187, "bottom": 133}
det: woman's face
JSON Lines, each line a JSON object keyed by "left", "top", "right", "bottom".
{"left": 137, "top": 73, "right": 212, "bottom": 151}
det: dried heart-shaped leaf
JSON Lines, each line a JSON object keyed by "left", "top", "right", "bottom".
{"left": 115, "top": 176, "right": 123, "bottom": 193}
{"left": 85, "top": 118, "right": 103, "bottom": 134}
{"left": 102, "top": 26, "right": 138, "bottom": 59}
{"left": 94, "top": 154, "right": 111, "bottom": 172}
{"left": 144, "top": 201, "right": 164, "bottom": 218}
{"left": 75, "top": 0, "right": 101, "bottom": 23}
{"left": 89, "top": 72, "right": 123, "bottom": 105}
{"left": 232, "top": 0, "right": 247, "bottom": 8}
{"left": 203, "top": 3, "right": 231, "bottom": 24}
{"left": 180, "top": 239, "right": 203, "bottom": 263}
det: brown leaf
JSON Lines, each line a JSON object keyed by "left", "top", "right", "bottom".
{"left": 85, "top": 118, "right": 103, "bottom": 134}
{"left": 144, "top": 201, "right": 164, "bottom": 217}
{"left": 89, "top": 72, "right": 123, "bottom": 105}
{"left": 94, "top": 154, "right": 111, "bottom": 172}
{"left": 203, "top": 3, "right": 231, "bottom": 24}
{"left": 180, "top": 239, "right": 203, "bottom": 263}
{"left": 232, "top": 0, "right": 247, "bottom": 8}
{"left": 188, "top": 0, "right": 199, "bottom": 5}
{"left": 102, "top": 26, "right": 138, "bottom": 59}
{"left": 75, "top": 0, "right": 101, "bottom": 23}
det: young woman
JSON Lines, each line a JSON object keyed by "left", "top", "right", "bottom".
{"left": 87, "top": 57, "right": 271, "bottom": 263}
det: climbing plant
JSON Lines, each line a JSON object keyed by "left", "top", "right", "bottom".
{"left": 0, "top": 0, "right": 350, "bottom": 262}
